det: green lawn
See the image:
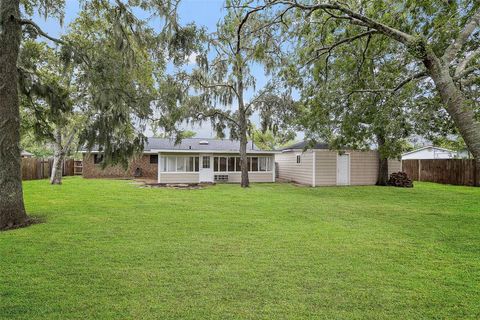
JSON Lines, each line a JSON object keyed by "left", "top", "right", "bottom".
{"left": 1, "top": 178, "right": 480, "bottom": 319}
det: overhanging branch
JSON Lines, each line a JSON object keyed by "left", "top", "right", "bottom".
{"left": 443, "top": 8, "right": 480, "bottom": 64}
{"left": 18, "top": 19, "right": 66, "bottom": 45}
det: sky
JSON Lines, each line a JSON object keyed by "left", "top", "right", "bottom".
{"left": 33, "top": 0, "right": 276, "bottom": 139}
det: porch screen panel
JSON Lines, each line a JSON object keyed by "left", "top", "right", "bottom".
{"left": 251, "top": 157, "right": 258, "bottom": 171}
{"left": 235, "top": 157, "right": 241, "bottom": 171}
{"left": 167, "top": 157, "right": 176, "bottom": 172}
{"left": 228, "top": 157, "right": 235, "bottom": 172}
{"left": 259, "top": 157, "right": 267, "bottom": 171}
{"left": 219, "top": 157, "right": 227, "bottom": 172}
{"left": 176, "top": 157, "right": 186, "bottom": 172}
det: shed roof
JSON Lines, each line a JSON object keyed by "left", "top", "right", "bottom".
{"left": 281, "top": 141, "right": 330, "bottom": 151}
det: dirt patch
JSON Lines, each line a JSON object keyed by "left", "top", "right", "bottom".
{"left": 0, "top": 216, "right": 45, "bottom": 232}
{"left": 137, "top": 181, "right": 213, "bottom": 190}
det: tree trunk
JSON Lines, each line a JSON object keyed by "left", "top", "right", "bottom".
{"left": 239, "top": 122, "right": 249, "bottom": 188}
{"left": 0, "top": 0, "right": 29, "bottom": 229}
{"left": 50, "top": 130, "right": 64, "bottom": 185}
{"left": 376, "top": 135, "right": 389, "bottom": 186}
{"left": 236, "top": 53, "right": 249, "bottom": 188}
{"left": 423, "top": 52, "right": 480, "bottom": 186}
{"left": 238, "top": 106, "right": 249, "bottom": 188}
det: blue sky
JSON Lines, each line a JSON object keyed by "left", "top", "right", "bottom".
{"left": 33, "top": 0, "right": 276, "bottom": 139}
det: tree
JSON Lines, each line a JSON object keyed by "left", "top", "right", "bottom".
{"left": 286, "top": 34, "right": 425, "bottom": 185}
{"left": 249, "top": 126, "right": 295, "bottom": 150}
{"left": 0, "top": 0, "right": 191, "bottom": 229}
{"left": 183, "top": 0, "right": 285, "bottom": 187}
{"left": 247, "top": 0, "right": 480, "bottom": 185}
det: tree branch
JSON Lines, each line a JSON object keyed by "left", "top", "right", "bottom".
{"left": 455, "top": 47, "right": 480, "bottom": 77}
{"left": 453, "top": 65, "right": 479, "bottom": 81}
{"left": 18, "top": 19, "right": 66, "bottom": 45}
{"left": 392, "top": 70, "right": 428, "bottom": 92}
{"left": 236, "top": 4, "right": 267, "bottom": 53}
{"left": 348, "top": 70, "right": 428, "bottom": 97}
{"left": 196, "top": 110, "right": 239, "bottom": 128}
{"left": 272, "top": 1, "right": 414, "bottom": 44}
{"left": 193, "top": 77, "right": 240, "bottom": 99}
{"left": 443, "top": 8, "right": 480, "bottom": 64}
{"left": 306, "top": 30, "right": 378, "bottom": 65}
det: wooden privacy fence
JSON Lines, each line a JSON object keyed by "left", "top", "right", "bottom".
{"left": 21, "top": 158, "right": 76, "bottom": 181}
{"left": 402, "top": 159, "right": 477, "bottom": 186}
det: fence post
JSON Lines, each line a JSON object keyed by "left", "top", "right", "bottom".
{"left": 418, "top": 159, "right": 421, "bottom": 181}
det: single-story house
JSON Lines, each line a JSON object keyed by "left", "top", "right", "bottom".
{"left": 401, "top": 146, "right": 457, "bottom": 160}
{"left": 275, "top": 141, "right": 402, "bottom": 186}
{"left": 21, "top": 150, "right": 33, "bottom": 158}
{"left": 82, "top": 138, "right": 276, "bottom": 184}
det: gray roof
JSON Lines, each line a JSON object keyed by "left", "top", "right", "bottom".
{"left": 145, "top": 137, "right": 260, "bottom": 151}
{"left": 281, "top": 141, "right": 330, "bottom": 151}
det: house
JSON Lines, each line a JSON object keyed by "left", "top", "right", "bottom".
{"left": 275, "top": 141, "right": 401, "bottom": 186}
{"left": 21, "top": 150, "right": 33, "bottom": 158}
{"left": 401, "top": 146, "right": 457, "bottom": 160}
{"left": 82, "top": 138, "right": 276, "bottom": 184}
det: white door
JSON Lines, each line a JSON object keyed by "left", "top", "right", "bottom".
{"left": 199, "top": 154, "right": 214, "bottom": 182}
{"left": 337, "top": 154, "right": 350, "bottom": 185}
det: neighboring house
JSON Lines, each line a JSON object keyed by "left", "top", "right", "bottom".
{"left": 275, "top": 141, "right": 401, "bottom": 187}
{"left": 82, "top": 138, "right": 276, "bottom": 184}
{"left": 457, "top": 149, "right": 473, "bottom": 159}
{"left": 21, "top": 150, "right": 33, "bottom": 158}
{"left": 401, "top": 146, "right": 457, "bottom": 160}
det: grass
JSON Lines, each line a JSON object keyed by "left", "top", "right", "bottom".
{"left": 1, "top": 178, "right": 480, "bottom": 319}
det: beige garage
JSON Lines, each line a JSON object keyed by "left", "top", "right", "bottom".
{"left": 275, "top": 142, "right": 401, "bottom": 187}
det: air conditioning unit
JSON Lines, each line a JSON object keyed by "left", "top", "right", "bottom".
{"left": 214, "top": 174, "right": 228, "bottom": 182}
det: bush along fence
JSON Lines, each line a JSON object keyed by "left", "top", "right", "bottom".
{"left": 402, "top": 159, "right": 477, "bottom": 186}
{"left": 21, "top": 158, "right": 77, "bottom": 181}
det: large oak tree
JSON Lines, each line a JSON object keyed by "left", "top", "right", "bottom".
{"left": 248, "top": 0, "right": 480, "bottom": 185}
{"left": 0, "top": 0, "right": 191, "bottom": 230}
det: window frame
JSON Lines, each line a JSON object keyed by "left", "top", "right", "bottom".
{"left": 160, "top": 156, "right": 200, "bottom": 172}
{"left": 150, "top": 154, "right": 159, "bottom": 164}
{"left": 93, "top": 154, "right": 104, "bottom": 164}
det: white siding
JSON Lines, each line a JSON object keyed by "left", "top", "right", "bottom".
{"left": 314, "top": 150, "right": 337, "bottom": 186}
{"left": 402, "top": 147, "right": 457, "bottom": 159}
{"left": 159, "top": 173, "right": 199, "bottom": 183}
{"left": 350, "top": 151, "right": 379, "bottom": 185}
{"left": 275, "top": 151, "right": 314, "bottom": 185}
{"left": 226, "top": 172, "right": 274, "bottom": 183}
{"left": 388, "top": 159, "right": 402, "bottom": 175}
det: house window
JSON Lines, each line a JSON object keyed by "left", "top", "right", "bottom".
{"left": 150, "top": 155, "right": 158, "bottom": 164}
{"left": 176, "top": 157, "right": 186, "bottom": 172}
{"left": 186, "top": 157, "right": 199, "bottom": 171}
{"left": 93, "top": 154, "right": 103, "bottom": 164}
{"left": 219, "top": 157, "right": 227, "bottom": 172}
{"left": 228, "top": 157, "right": 235, "bottom": 172}
{"left": 202, "top": 156, "right": 210, "bottom": 169}
{"left": 167, "top": 157, "right": 176, "bottom": 172}
{"left": 161, "top": 156, "right": 199, "bottom": 172}
{"left": 259, "top": 157, "right": 267, "bottom": 171}
{"left": 251, "top": 157, "right": 258, "bottom": 171}
{"left": 296, "top": 155, "right": 301, "bottom": 164}
{"left": 210, "top": 156, "right": 272, "bottom": 172}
